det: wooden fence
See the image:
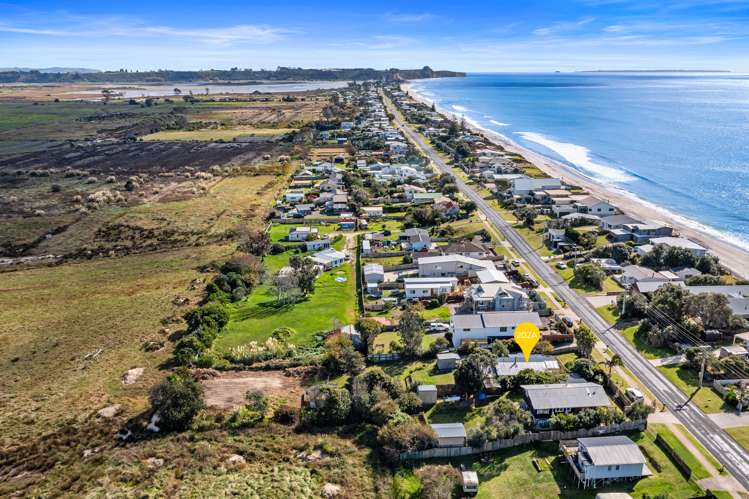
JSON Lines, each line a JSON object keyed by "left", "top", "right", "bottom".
{"left": 400, "top": 420, "right": 647, "bottom": 461}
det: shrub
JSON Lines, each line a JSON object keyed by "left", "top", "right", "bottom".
{"left": 225, "top": 405, "right": 263, "bottom": 430}
{"left": 398, "top": 392, "right": 423, "bottom": 415}
{"left": 467, "top": 428, "right": 487, "bottom": 448}
{"left": 149, "top": 370, "right": 204, "bottom": 431}
{"left": 184, "top": 303, "right": 230, "bottom": 332}
{"left": 269, "top": 242, "right": 286, "bottom": 255}
{"left": 272, "top": 404, "right": 298, "bottom": 425}
{"left": 573, "top": 263, "right": 605, "bottom": 290}
{"left": 245, "top": 390, "right": 269, "bottom": 414}
{"left": 414, "top": 464, "right": 461, "bottom": 499}
{"left": 300, "top": 384, "right": 351, "bottom": 427}
{"left": 377, "top": 413, "right": 438, "bottom": 465}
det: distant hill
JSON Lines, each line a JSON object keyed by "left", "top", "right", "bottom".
{"left": 0, "top": 67, "right": 101, "bottom": 74}
{"left": 0, "top": 66, "right": 464, "bottom": 84}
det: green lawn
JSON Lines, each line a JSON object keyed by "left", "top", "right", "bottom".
{"left": 437, "top": 432, "right": 702, "bottom": 499}
{"left": 214, "top": 262, "right": 356, "bottom": 350}
{"left": 371, "top": 333, "right": 439, "bottom": 355}
{"left": 649, "top": 423, "right": 710, "bottom": 480}
{"left": 381, "top": 359, "right": 455, "bottom": 385}
{"left": 597, "top": 304, "right": 620, "bottom": 325}
{"left": 514, "top": 224, "right": 554, "bottom": 257}
{"left": 557, "top": 267, "right": 623, "bottom": 295}
{"left": 726, "top": 427, "right": 749, "bottom": 454}
{"left": 425, "top": 401, "right": 483, "bottom": 428}
{"left": 620, "top": 324, "right": 674, "bottom": 360}
{"left": 657, "top": 365, "right": 728, "bottom": 414}
{"left": 674, "top": 424, "right": 725, "bottom": 474}
{"left": 268, "top": 223, "right": 337, "bottom": 243}
{"left": 421, "top": 305, "right": 451, "bottom": 321}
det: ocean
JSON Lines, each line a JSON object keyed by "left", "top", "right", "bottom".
{"left": 408, "top": 73, "right": 749, "bottom": 251}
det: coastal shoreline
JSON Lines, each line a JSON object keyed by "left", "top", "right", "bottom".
{"left": 401, "top": 81, "right": 749, "bottom": 279}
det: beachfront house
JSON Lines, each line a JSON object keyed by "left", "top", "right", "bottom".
{"left": 510, "top": 176, "right": 562, "bottom": 197}
{"left": 563, "top": 436, "right": 651, "bottom": 489}
{"left": 521, "top": 382, "right": 610, "bottom": 419}
{"left": 450, "top": 311, "right": 543, "bottom": 347}
{"left": 574, "top": 196, "right": 617, "bottom": 216}
{"left": 361, "top": 206, "right": 384, "bottom": 218}
{"left": 635, "top": 237, "right": 708, "bottom": 258}
{"left": 404, "top": 277, "right": 458, "bottom": 300}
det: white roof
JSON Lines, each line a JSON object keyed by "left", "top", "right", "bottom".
{"left": 404, "top": 277, "right": 457, "bottom": 289}
{"left": 495, "top": 354, "right": 560, "bottom": 376}
{"left": 417, "top": 384, "right": 437, "bottom": 392}
{"left": 417, "top": 254, "right": 494, "bottom": 269}
{"left": 311, "top": 248, "right": 346, "bottom": 264}
{"left": 476, "top": 267, "right": 509, "bottom": 284}
{"left": 363, "top": 263, "right": 384, "bottom": 274}
{"left": 650, "top": 237, "right": 706, "bottom": 251}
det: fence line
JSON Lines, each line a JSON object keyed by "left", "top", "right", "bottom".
{"left": 400, "top": 420, "right": 647, "bottom": 461}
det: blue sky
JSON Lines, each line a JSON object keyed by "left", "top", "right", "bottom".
{"left": 3, "top": 0, "right": 749, "bottom": 71}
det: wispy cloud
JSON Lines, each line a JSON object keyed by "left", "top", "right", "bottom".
{"left": 533, "top": 16, "right": 595, "bottom": 36}
{"left": 0, "top": 19, "right": 289, "bottom": 45}
{"left": 384, "top": 12, "right": 437, "bottom": 23}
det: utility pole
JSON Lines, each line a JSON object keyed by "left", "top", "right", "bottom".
{"left": 620, "top": 294, "right": 627, "bottom": 317}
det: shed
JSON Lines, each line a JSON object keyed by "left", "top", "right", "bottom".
{"left": 430, "top": 423, "right": 466, "bottom": 447}
{"left": 437, "top": 352, "right": 460, "bottom": 371}
{"left": 416, "top": 384, "right": 438, "bottom": 405}
{"left": 461, "top": 471, "right": 479, "bottom": 495}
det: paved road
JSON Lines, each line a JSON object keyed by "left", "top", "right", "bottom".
{"left": 382, "top": 93, "right": 749, "bottom": 489}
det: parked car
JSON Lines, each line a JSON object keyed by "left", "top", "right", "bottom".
{"left": 626, "top": 388, "right": 645, "bottom": 403}
{"left": 426, "top": 322, "right": 450, "bottom": 332}
{"left": 511, "top": 259, "right": 521, "bottom": 267}
{"left": 562, "top": 317, "right": 574, "bottom": 327}
{"left": 523, "top": 273, "right": 539, "bottom": 288}
{"left": 556, "top": 262, "right": 567, "bottom": 269}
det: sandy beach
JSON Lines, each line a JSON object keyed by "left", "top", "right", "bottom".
{"left": 402, "top": 82, "right": 749, "bottom": 280}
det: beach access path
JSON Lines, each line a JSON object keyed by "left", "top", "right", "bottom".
{"left": 381, "top": 90, "right": 749, "bottom": 491}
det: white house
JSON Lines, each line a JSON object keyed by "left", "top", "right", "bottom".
{"left": 575, "top": 196, "right": 617, "bottom": 216}
{"left": 305, "top": 237, "right": 331, "bottom": 251}
{"left": 569, "top": 436, "right": 651, "bottom": 489}
{"left": 288, "top": 226, "right": 319, "bottom": 242}
{"left": 638, "top": 237, "right": 708, "bottom": 258}
{"left": 418, "top": 254, "right": 495, "bottom": 278}
{"left": 511, "top": 176, "right": 562, "bottom": 196}
{"left": 309, "top": 248, "right": 346, "bottom": 270}
{"left": 363, "top": 263, "right": 385, "bottom": 284}
{"left": 284, "top": 189, "right": 305, "bottom": 203}
{"left": 361, "top": 206, "right": 384, "bottom": 218}
{"left": 450, "top": 311, "right": 542, "bottom": 347}
{"left": 494, "top": 354, "right": 560, "bottom": 377}
{"left": 404, "top": 277, "right": 458, "bottom": 300}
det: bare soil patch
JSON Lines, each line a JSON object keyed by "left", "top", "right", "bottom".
{"left": 202, "top": 370, "right": 306, "bottom": 409}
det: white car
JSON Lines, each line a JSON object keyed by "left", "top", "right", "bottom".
{"left": 426, "top": 322, "right": 450, "bottom": 332}
{"left": 556, "top": 262, "right": 567, "bottom": 269}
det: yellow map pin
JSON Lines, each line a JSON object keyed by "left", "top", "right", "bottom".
{"left": 514, "top": 322, "right": 541, "bottom": 362}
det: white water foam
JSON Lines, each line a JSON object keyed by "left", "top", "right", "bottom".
{"left": 451, "top": 104, "right": 469, "bottom": 112}
{"left": 489, "top": 120, "right": 511, "bottom": 127}
{"left": 516, "top": 131, "right": 635, "bottom": 183}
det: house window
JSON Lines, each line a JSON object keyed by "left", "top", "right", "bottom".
{"left": 615, "top": 465, "right": 620, "bottom": 470}
{"left": 500, "top": 327, "right": 507, "bottom": 332}
{"left": 607, "top": 466, "right": 612, "bottom": 471}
